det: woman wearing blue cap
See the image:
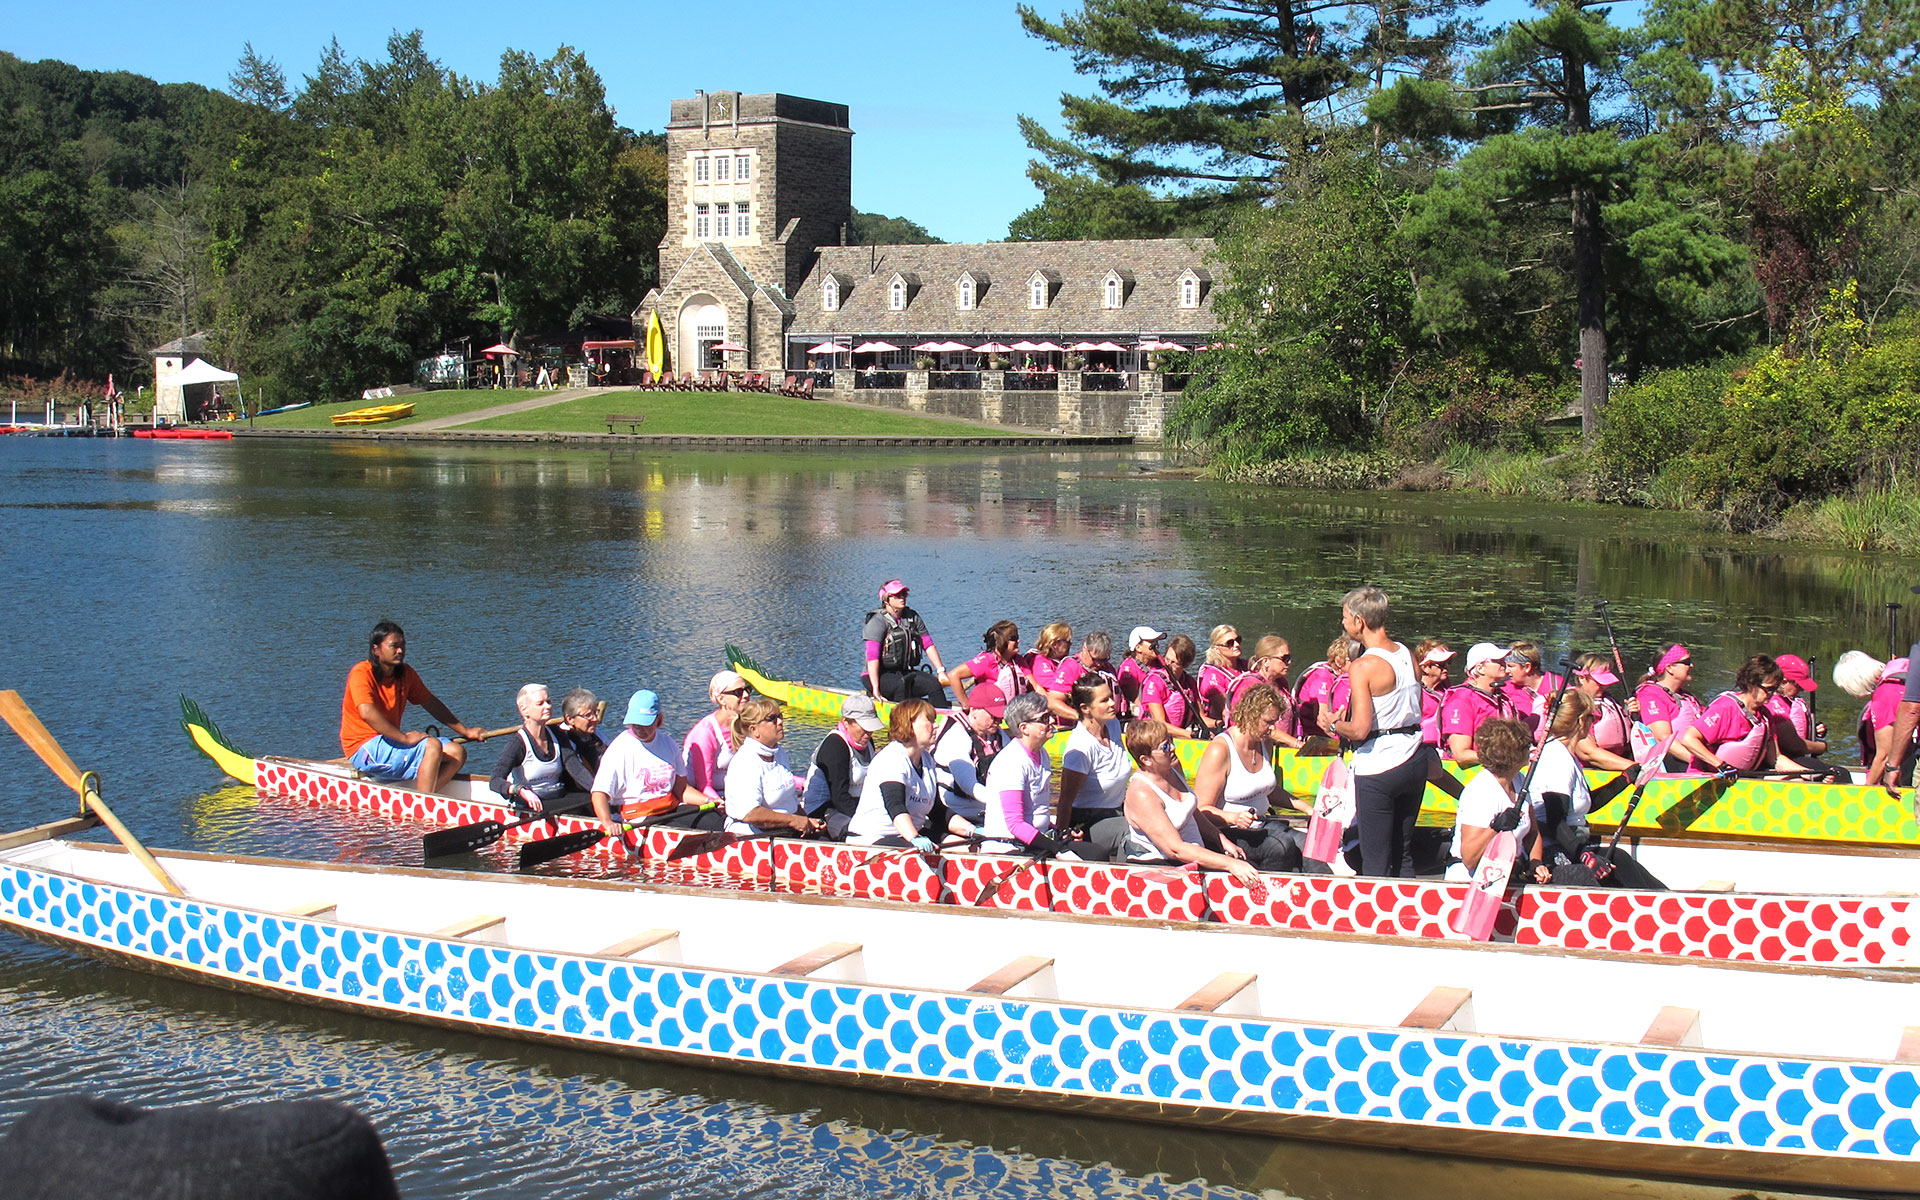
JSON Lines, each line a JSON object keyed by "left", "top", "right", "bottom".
{"left": 589, "top": 689, "right": 719, "bottom": 838}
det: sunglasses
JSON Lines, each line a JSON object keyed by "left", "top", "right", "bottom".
{"left": 723, "top": 686, "right": 753, "bottom": 698}
{"left": 1672, "top": 658, "right": 1693, "bottom": 667}
{"left": 1224, "top": 637, "right": 1241, "bottom": 646}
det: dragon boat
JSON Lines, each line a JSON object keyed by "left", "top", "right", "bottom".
{"left": 181, "top": 697, "right": 1920, "bottom": 969}
{"left": 6, "top": 819, "right": 1920, "bottom": 1193}
{"left": 725, "top": 647, "right": 1920, "bottom": 852}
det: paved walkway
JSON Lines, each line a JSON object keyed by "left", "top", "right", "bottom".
{"left": 404, "top": 386, "right": 599, "bottom": 431}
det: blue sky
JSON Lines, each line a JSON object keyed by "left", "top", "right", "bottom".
{"left": 8, "top": 0, "right": 1089, "bottom": 243}
{"left": 10, "top": 0, "right": 1585, "bottom": 244}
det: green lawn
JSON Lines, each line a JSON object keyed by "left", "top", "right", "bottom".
{"left": 246, "top": 389, "right": 542, "bottom": 429}
{"left": 462, "top": 390, "right": 1007, "bottom": 436}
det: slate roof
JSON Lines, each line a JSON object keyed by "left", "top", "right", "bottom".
{"left": 151, "top": 331, "right": 210, "bottom": 356}
{"left": 790, "top": 239, "right": 1218, "bottom": 338}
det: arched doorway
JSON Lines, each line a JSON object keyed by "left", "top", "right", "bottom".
{"left": 677, "top": 296, "right": 728, "bottom": 372}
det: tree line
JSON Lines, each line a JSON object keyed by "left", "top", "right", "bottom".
{"left": 1012, "top": 0, "right": 1920, "bottom": 526}
{"left": 0, "top": 35, "right": 667, "bottom": 406}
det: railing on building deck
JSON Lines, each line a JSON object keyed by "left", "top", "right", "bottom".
{"left": 1003, "top": 371, "right": 1059, "bottom": 391}
{"left": 1079, "top": 371, "right": 1136, "bottom": 392}
{"left": 800, "top": 368, "right": 834, "bottom": 389}
{"left": 853, "top": 370, "right": 907, "bottom": 389}
{"left": 928, "top": 371, "right": 981, "bottom": 390}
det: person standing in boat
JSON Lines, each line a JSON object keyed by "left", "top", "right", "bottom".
{"left": 591, "top": 690, "right": 720, "bottom": 838}
{"left": 489, "top": 684, "right": 596, "bottom": 817}
{"left": 863, "top": 580, "right": 951, "bottom": 705}
{"left": 1122, "top": 717, "right": 1260, "bottom": 883}
{"left": 931, "top": 683, "right": 1007, "bottom": 826}
{"left": 723, "top": 697, "right": 822, "bottom": 838}
{"left": 948, "top": 620, "right": 1031, "bottom": 711}
{"left": 801, "top": 693, "right": 885, "bottom": 841}
{"left": 1440, "top": 643, "right": 1519, "bottom": 764}
{"left": 1330, "top": 586, "right": 1432, "bottom": 878}
{"left": 685, "top": 670, "right": 752, "bottom": 800}
{"left": 1115, "top": 626, "right": 1165, "bottom": 717}
{"left": 339, "top": 621, "right": 487, "bottom": 793}
{"left": 848, "top": 700, "right": 976, "bottom": 848}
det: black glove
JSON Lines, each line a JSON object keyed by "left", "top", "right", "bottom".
{"left": 1714, "top": 764, "right": 1738, "bottom": 783}
{"left": 1488, "top": 805, "right": 1523, "bottom": 833}
{"left": 1622, "top": 761, "right": 1644, "bottom": 784}
{"left": 1024, "top": 832, "right": 1064, "bottom": 858}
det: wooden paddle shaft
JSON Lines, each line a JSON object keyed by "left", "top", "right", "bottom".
{"left": 454, "top": 702, "right": 608, "bottom": 744}
{"left": 84, "top": 782, "right": 186, "bottom": 896}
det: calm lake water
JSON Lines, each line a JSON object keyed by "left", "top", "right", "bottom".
{"left": 2, "top": 436, "right": 1910, "bottom": 1199}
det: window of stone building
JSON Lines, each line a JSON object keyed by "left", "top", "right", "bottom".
{"left": 715, "top": 156, "right": 730, "bottom": 181}
{"left": 1180, "top": 275, "right": 1199, "bottom": 308}
{"left": 1104, "top": 275, "right": 1123, "bottom": 309}
{"left": 823, "top": 277, "right": 840, "bottom": 311}
{"left": 957, "top": 277, "right": 975, "bottom": 310}
{"left": 695, "top": 203, "right": 710, "bottom": 239}
{"left": 890, "top": 278, "right": 907, "bottom": 310}
{"left": 735, "top": 155, "right": 751, "bottom": 180}
{"left": 716, "top": 202, "right": 731, "bottom": 237}
{"left": 1029, "top": 276, "right": 1048, "bottom": 309}
{"left": 694, "top": 157, "right": 709, "bottom": 183}
{"left": 735, "top": 201, "right": 751, "bottom": 237}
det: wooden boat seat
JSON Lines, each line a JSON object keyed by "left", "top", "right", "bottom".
{"left": 433, "top": 914, "right": 507, "bottom": 943}
{"left": 1401, "top": 986, "right": 1473, "bottom": 1031}
{"left": 0, "top": 815, "right": 99, "bottom": 853}
{"left": 771, "top": 941, "right": 862, "bottom": 978}
{"left": 966, "top": 956, "right": 1054, "bottom": 996}
{"left": 1177, "top": 972, "right": 1257, "bottom": 1014}
{"left": 1642, "top": 1006, "right": 1703, "bottom": 1047}
{"left": 1695, "top": 880, "right": 1736, "bottom": 892}
{"left": 283, "top": 901, "right": 338, "bottom": 919}
{"left": 1895, "top": 1027, "right": 1920, "bottom": 1062}
{"left": 598, "top": 928, "right": 679, "bottom": 959}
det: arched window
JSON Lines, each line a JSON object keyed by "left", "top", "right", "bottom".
{"left": 1180, "top": 275, "right": 1200, "bottom": 309}
{"left": 890, "top": 278, "right": 907, "bottom": 310}
{"left": 823, "top": 277, "right": 840, "bottom": 312}
{"left": 1029, "top": 276, "right": 1047, "bottom": 309}
{"left": 958, "top": 277, "right": 975, "bottom": 310}
{"left": 1104, "top": 275, "right": 1122, "bottom": 309}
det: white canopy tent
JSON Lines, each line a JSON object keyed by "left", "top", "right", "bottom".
{"left": 154, "top": 357, "right": 239, "bottom": 422}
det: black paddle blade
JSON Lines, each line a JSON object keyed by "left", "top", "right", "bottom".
{"left": 518, "top": 828, "right": 606, "bottom": 869}
{"left": 422, "top": 820, "right": 510, "bottom": 859}
{"left": 664, "top": 829, "right": 733, "bottom": 861}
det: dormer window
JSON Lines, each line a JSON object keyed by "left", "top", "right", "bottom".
{"left": 1105, "top": 276, "right": 1122, "bottom": 309}
{"left": 956, "top": 271, "right": 988, "bottom": 311}
{"left": 823, "top": 276, "right": 841, "bottom": 312}
{"left": 1027, "top": 270, "right": 1057, "bottom": 310}
{"left": 1177, "top": 268, "right": 1210, "bottom": 309}
{"left": 1102, "top": 269, "right": 1134, "bottom": 311}
{"left": 890, "top": 278, "right": 907, "bottom": 310}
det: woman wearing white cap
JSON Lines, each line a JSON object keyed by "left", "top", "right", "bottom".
{"left": 685, "top": 670, "right": 751, "bottom": 801}
{"left": 801, "top": 692, "right": 885, "bottom": 840}
{"left": 1116, "top": 627, "right": 1164, "bottom": 717}
{"left": 1440, "top": 643, "right": 1520, "bottom": 764}
{"left": 1413, "top": 639, "right": 1453, "bottom": 749}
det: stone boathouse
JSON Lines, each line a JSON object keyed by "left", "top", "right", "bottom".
{"left": 633, "top": 90, "right": 1220, "bottom": 439}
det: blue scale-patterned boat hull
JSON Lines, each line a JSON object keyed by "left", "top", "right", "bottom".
{"left": 2, "top": 842, "right": 1916, "bottom": 1193}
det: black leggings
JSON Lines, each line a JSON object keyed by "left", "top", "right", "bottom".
{"left": 1549, "top": 844, "right": 1667, "bottom": 890}
{"left": 1221, "top": 822, "right": 1304, "bottom": 873}
{"left": 1068, "top": 810, "right": 1131, "bottom": 862}
{"left": 877, "top": 668, "right": 950, "bottom": 707}
{"left": 1353, "top": 745, "right": 1434, "bottom": 878}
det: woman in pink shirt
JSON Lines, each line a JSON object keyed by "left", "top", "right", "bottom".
{"left": 1196, "top": 624, "right": 1251, "bottom": 734}
{"left": 949, "top": 619, "right": 1031, "bottom": 710}
{"left": 1116, "top": 626, "right": 1164, "bottom": 717}
{"left": 1028, "top": 622, "right": 1073, "bottom": 695}
{"left": 1763, "top": 652, "right": 1846, "bottom": 780}
{"left": 1138, "top": 633, "right": 1205, "bottom": 735}
{"left": 685, "top": 669, "right": 752, "bottom": 799}
{"left": 1861, "top": 657, "right": 1916, "bottom": 788}
{"left": 1677, "top": 655, "right": 1807, "bottom": 776}
{"left": 1440, "top": 642, "right": 1519, "bottom": 763}
{"left": 1413, "top": 640, "right": 1453, "bottom": 748}
{"left": 1635, "top": 644, "right": 1703, "bottom": 745}
{"left": 1569, "top": 652, "right": 1638, "bottom": 769}
{"left": 1291, "top": 636, "right": 1351, "bottom": 740}
{"left": 1503, "top": 641, "right": 1564, "bottom": 739}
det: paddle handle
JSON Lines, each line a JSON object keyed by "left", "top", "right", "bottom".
{"left": 1596, "top": 601, "right": 1627, "bottom": 686}
{"left": 83, "top": 776, "right": 185, "bottom": 896}
{"left": 454, "top": 703, "right": 606, "bottom": 744}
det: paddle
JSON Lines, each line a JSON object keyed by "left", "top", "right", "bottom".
{"left": 974, "top": 841, "right": 1058, "bottom": 906}
{"left": 424, "top": 807, "right": 564, "bottom": 860}
{"left": 662, "top": 827, "right": 787, "bottom": 862}
{"left": 1596, "top": 600, "right": 1628, "bottom": 684}
{"left": 0, "top": 690, "right": 184, "bottom": 896}
{"left": 1601, "top": 734, "right": 1679, "bottom": 860}
{"left": 1890, "top": 602, "right": 1905, "bottom": 662}
{"left": 516, "top": 802, "right": 715, "bottom": 870}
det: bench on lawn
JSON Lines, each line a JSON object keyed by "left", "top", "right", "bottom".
{"left": 604, "top": 413, "right": 646, "bottom": 433}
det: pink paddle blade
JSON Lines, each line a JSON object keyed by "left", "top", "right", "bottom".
{"left": 1448, "top": 830, "right": 1516, "bottom": 941}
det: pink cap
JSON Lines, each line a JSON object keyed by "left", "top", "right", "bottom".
{"left": 1421, "top": 647, "right": 1456, "bottom": 665}
{"left": 1577, "top": 663, "right": 1621, "bottom": 687}
{"left": 1774, "top": 653, "right": 1817, "bottom": 690}
{"left": 965, "top": 681, "right": 1008, "bottom": 718}
{"left": 1654, "top": 644, "right": 1691, "bottom": 674}
{"left": 879, "top": 579, "right": 908, "bottom": 599}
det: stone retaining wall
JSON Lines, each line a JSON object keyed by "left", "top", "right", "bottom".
{"left": 829, "top": 369, "right": 1171, "bottom": 439}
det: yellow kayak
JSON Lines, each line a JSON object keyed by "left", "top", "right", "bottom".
{"left": 330, "top": 403, "right": 415, "bottom": 426}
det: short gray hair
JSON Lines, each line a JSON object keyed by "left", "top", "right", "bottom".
{"left": 1082, "top": 630, "right": 1112, "bottom": 659}
{"left": 1341, "top": 586, "right": 1390, "bottom": 631}
{"left": 560, "top": 687, "right": 599, "bottom": 719}
{"left": 515, "top": 683, "right": 549, "bottom": 717}
{"left": 1002, "top": 691, "right": 1051, "bottom": 731}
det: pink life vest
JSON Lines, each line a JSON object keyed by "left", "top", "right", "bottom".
{"left": 1691, "top": 691, "right": 1773, "bottom": 771}
{"left": 1590, "top": 694, "right": 1630, "bottom": 756}
{"left": 1657, "top": 687, "right": 1707, "bottom": 752}
{"left": 1420, "top": 687, "right": 1444, "bottom": 746}
{"left": 1198, "top": 663, "right": 1253, "bottom": 725}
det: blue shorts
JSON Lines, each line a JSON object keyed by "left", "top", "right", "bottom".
{"left": 350, "top": 735, "right": 430, "bottom": 782}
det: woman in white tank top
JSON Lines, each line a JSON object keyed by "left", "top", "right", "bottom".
{"left": 1122, "top": 718, "right": 1260, "bottom": 881}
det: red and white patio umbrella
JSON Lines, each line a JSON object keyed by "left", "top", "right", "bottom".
{"left": 972, "top": 342, "right": 1013, "bottom": 354}
{"left": 1026, "top": 341, "right": 1066, "bottom": 353}
{"left": 1093, "top": 341, "right": 1128, "bottom": 353}
{"left": 852, "top": 341, "right": 901, "bottom": 354}
{"left": 481, "top": 343, "right": 517, "bottom": 355}
{"left": 710, "top": 341, "right": 747, "bottom": 353}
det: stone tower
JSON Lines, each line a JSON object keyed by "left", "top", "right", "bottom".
{"left": 644, "top": 91, "right": 853, "bottom": 371}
